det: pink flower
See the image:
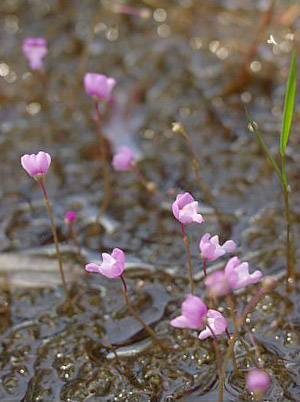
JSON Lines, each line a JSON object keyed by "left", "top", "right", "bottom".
{"left": 21, "top": 151, "right": 51, "bottom": 180}
{"left": 22, "top": 38, "right": 48, "bottom": 70}
{"left": 84, "top": 73, "right": 116, "bottom": 100}
{"left": 112, "top": 146, "right": 135, "bottom": 171}
{"left": 205, "top": 270, "right": 231, "bottom": 298}
{"left": 171, "top": 294, "right": 207, "bottom": 329}
{"left": 225, "top": 257, "right": 263, "bottom": 290}
{"left": 199, "top": 309, "right": 227, "bottom": 340}
{"left": 172, "top": 193, "right": 204, "bottom": 225}
{"left": 200, "top": 233, "right": 236, "bottom": 262}
{"left": 85, "top": 248, "right": 125, "bottom": 279}
{"left": 64, "top": 210, "right": 76, "bottom": 225}
{"left": 246, "top": 369, "right": 271, "bottom": 395}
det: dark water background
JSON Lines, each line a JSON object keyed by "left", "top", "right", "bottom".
{"left": 0, "top": 0, "right": 300, "bottom": 400}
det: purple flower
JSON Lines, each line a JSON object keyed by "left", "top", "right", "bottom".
{"left": 205, "top": 270, "right": 231, "bottom": 298}
{"left": 200, "top": 233, "right": 236, "bottom": 262}
{"left": 112, "top": 146, "right": 135, "bottom": 171}
{"left": 85, "top": 248, "right": 125, "bottom": 279}
{"left": 199, "top": 309, "right": 227, "bottom": 340}
{"left": 246, "top": 369, "right": 271, "bottom": 395}
{"left": 172, "top": 193, "right": 204, "bottom": 225}
{"left": 22, "top": 38, "right": 48, "bottom": 71}
{"left": 84, "top": 73, "right": 116, "bottom": 101}
{"left": 21, "top": 151, "right": 51, "bottom": 180}
{"left": 170, "top": 294, "right": 207, "bottom": 330}
{"left": 64, "top": 210, "right": 76, "bottom": 225}
{"left": 225, "top": 257, "right": 263, "bottom": 290}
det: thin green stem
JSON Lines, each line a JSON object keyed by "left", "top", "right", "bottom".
{"left": 120, "top": 275, "right": 162, "bottom": 347}
{"left": 218, "top": 332, "right": 237, "bottom": 402}
{"left": 38, "top": 180, "right": 70, "bottom": 299}
{"left": 245, "top": 107, "right": 282, "bottom": 181}
{"left": 181, "top": 224, "right": 194, "bottom": 294}
{"left": 281, "top": 154, "right": 295, "bottom": 287}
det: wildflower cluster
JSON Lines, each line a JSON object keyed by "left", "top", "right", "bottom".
{"left": 19, "top": 37, "right": 293, "bottom": 400}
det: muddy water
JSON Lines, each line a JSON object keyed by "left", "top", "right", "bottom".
{"left": 0, "top": 0, "right": 300, "bottom": 400}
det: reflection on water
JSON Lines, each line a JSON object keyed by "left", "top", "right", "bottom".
{"left": 0, "top": 0, "right": 300, "bottom": 400}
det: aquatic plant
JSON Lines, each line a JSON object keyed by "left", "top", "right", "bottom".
{"left": 170, "top": 294, "right": 207, "bottom": 330}
{"left": 84, "top": 72, "right": 116, "bottom": 221}
{"left": 22, "top": 37, "right": 48, "bottom": 71}
{"left": 171, "top": 122, "right": 229, "bottom": 234}
{"left": 85, "top": 249, "right": 161, "bottom": 346}
{"left": 172, "top": 192, "right": 204, "bottom": 294}
{"left": 200, "top": 233, "right": 236, "bottom": 276}
{"left": 21, "top": 151, "right": 69, "bottom": 298}
{"left": 246, "top": 51, "right": 297, "bottom": 287}
{"left": 168, "top": 193, "right": 275, "bottom": 400}
{"left": 84, "top": 73, "right": 116, "bottom": 101}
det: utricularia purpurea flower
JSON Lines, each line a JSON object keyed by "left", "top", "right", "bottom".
{"left": 20, "top": 151, "right": 69, "bottom": 298}
{"left": 22, "top": 38, "right": 48, "bottom": 71}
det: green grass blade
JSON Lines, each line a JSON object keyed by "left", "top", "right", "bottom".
{"left": 245, "top": 107, "right": 282, "bottom": 181}
{"left": 280, "top": 51, "right": 297, "bottom": 156}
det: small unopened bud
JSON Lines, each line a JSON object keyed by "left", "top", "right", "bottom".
{"left": 140, "top": 8, "right": 151, "bottom": 19}
{"left": 171, "top": 122, "right": 183, "bottom": 133}
{"left": 262, "top": 276, "right": 277, "bottom": 291}
{"left": 246, "top": 369, "right": 271, "bottom": 396}
{"left": 64, "top": 210, "right": 76, "bottom": 226}
{"left": 146, "top": 181, "right": 157, "bottom": 193}
{"left": 137, "top": 280, "right": 145, "bottom": 290}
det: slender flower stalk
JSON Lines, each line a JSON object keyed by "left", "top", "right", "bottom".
{"left": 218, "top": 278, "right": 276, "bottom": 401}
{"left": 218, "top": 330, "right": 237, "bottom": 402}
{"left": 206, "top": 321, "right": 222, "bottom": 376}
{"left": 85, "top": 248, "right": 161, "bottom": 346}
{"left": 38, "top": 181, "right": 69, "bottom": 298}
{"left": 65, "top": 211, "right": 82, "bottom": 258}
{"left": 20, "top": 152, "right": 69, "bottom": 299}
{"left": 238, "top": 287, "right": 268, "bottom": 327}
{"left": 181, "top": 223, "right": 194, "bottom": 294}
{"left": 172, "top": 122, "right": 229, "bottom": 234}
{"left": 202, "top": 256, "right": 207, "bottom": 277}
{"left": 84, "top": 73, "right": 116, "bottom": 222}
{"left": 172, "top": 192, "right": 204, "bottom": 294}
{"left": 237, "top": 334, "right": 259, "bottom": 368}
{"left": 94, "top": 100, "right": 111, "bottom": 221}
{"left": 119, "top": 275, "right": 162, "bottom": 346}
{"left": 226, "top": 294, "right": 240, "bottom": 375}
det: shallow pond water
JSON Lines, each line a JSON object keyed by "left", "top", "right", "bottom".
{"left": 0, "top": 0, "right": 300, "bottom": 400}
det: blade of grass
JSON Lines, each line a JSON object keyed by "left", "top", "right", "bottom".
{"left": 245, "top": 106, "right": 282, "bottom": 181}
{"left": 280, "top": 51, "right": 297, "bottom": 156}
